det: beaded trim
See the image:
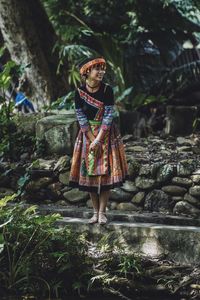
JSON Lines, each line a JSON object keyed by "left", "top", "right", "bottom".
{"left": 80, "top": 58, "right": 106, "bottom": 75}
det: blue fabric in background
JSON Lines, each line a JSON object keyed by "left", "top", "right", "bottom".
{"left": 15, "top": 92, "right": 35, "bottom": 111}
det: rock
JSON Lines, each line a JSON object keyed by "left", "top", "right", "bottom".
{"left": 177, "top": 159, "right": 197, "bottom": 176}
{"left": 43, "top": 199, "right": 53, "bottom": 204}
{"left": 177, "top": 146, "right": 192, "bottom": 152}
{"left": 160, "top": 150, "right": 171, "bottom": 156}
{"left": 192, "top": 146, "right": 200, "bottom": 154}
{"left": 61, "top": 186, "right": 73, "bottom": 193}
{"left": 144, "top": 189, "right": 173, "bottom": 213}
{"left": 120, "top": 181, "right": 138, "bottom": 193}
{"left": 151, "top": 138, "right": 162, "bottom": 144}
{"left": 109, "top": 201, "right": 118, "bottom": 210}
{"left": 20, "top": 152, "right": 29, "bottom": 161}
{"left": 129, "top": 146, "right": 146, "bottom": 152}
{"left": 161, "top": 185, "right": 187, "bottom": 196}
{"left": 48, "top": 182, "right": 63, "bottom": 190}
{"left": 47, "top": 182, "right": 63, "bottom": 198}
{"left": 14, "top": 113, "right": 43, "bottom": 135}
{"left": 135, "top": 177, "right": 156, "bottom": 189}
{"left": 171, "top": 177, "right": 192, "bottom": 188}
{"left": 55, "top": 199, "right": 70, "bottom": 206}
{"left": 184, "top": 193, "right": 200, "bottom": 208}
{"left": 110, "top": 188, "right": 133, "bottom": 202}
{"left": 173, "top": 201, "right": 200, "bottom": 217}
{"left": 37, "top": 158, "right": 57, "bottom": 170}
{"left": 63, "top": 188, "right": 89, "bottom": 203}
{"left": 53, "top": 155, "right": 71, "bottom": 172}
{"left": 172, "top": 196, "right": 183, "bottom": 202}
{"left": 116, "top": 202, "right": 142, "bottom": 211}
{"left": 189, "top": 186, "right": 200, "bottom": 197}
{"left": 176, "top": 137, "right": 194, "bottom": 146}
{"left": 36, "top": 112, "right": 78, "bottom": 155}
{"left": 0, "top": 187, "right": 15, "bottom": 199}
{"left": 156, "top": 164, "right": 175, "bottom": 183}
{"left": 59, "top": 171, "right": 70, "bottom": 185}
{"left": 25, "top": 177, "right": 53, "bottom": 192}
{"left": 140, "top": 237, "right": 165, "bottom": 258}
{"left": 131, "top": 192, "right": 145, "bottom": 205}
{"left": 192, "top": 168, "right": 200, "bottom": 175}
{"left": 139, "top": 165, "right": 152, "bottom": 176}
{"left": 127, "top": 160, "right": 140, "bottom": 179}
{"left": 27, "top": 169, "right": 54, "bottom": 179}
{"left": 122, "top": 134, "right": 134, "bottom": 143}
{"left": 191, "top": 175, "right": 200, "bottom": 184}
{"left": 86, "top": 199, "right": 93, "bottom": 208}
{"left": 150, "top": 162, "right": 163, "bottom": 177}
{"left": 25, "top": 188, "right": 49, "bottom": 202}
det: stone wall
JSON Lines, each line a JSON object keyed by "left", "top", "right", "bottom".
{"left": 36, "top": 112, "right": 78, "bottom": 155}
{"left": 1, "top": 132, "right": 200, "bottom": 218}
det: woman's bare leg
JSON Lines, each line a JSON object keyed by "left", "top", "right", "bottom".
{"left": 89, "top": 192, "right": 99, "bottom": 212}
{"left": 98, "top": 190, "right": 110, "bottom": 224}
{"left": 99, "top": 190, "right": 110, "bottom": 212}
{"left": 88, "top": 192, "right": 99, "bottom": 224}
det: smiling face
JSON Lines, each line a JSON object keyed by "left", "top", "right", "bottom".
{"left": 87, "top": 63, "right": 106, "bottom": 82}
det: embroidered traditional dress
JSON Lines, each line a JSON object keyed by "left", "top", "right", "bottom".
{"left": 69, "top": 81, "right": 129, "bottom": 194}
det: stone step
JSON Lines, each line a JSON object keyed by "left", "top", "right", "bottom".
{"left": 8, "top": 203, "right": 200, "bottom": 265}
{"left": 55, "top": 215, "right": 200, "bottom": 266}
{"left": 36, "top": 204, "right": 200, "bottom": 227}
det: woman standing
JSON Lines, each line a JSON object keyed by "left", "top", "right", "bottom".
{"left": 69, "top": 57, "right": 129, "bottom": 225}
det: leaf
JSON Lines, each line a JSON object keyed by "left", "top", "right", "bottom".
{"left": 117, "top": 86, "right": 133, "bottom": 102}
{"left": 22, "top": 205, "right": 38, "bottom": 216}
{"left": 0, "top": 193, "right": 17, "bottom": 208}
{"left": 0, "top": 216, "right": 13, "bottom": 228}
{"left": 17, "top": 173, "right": 30, "bottom": 188}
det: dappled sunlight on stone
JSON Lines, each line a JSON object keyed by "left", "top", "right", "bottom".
{"left": 141, "top": 237, "right": 164, "bottom": 257}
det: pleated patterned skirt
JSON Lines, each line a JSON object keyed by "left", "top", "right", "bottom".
{"left": 68, "top": 120, "right": 129, "bottom": 194}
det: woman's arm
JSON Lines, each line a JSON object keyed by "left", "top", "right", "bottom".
{"left": 94, "top": 86, "right": 115, "bottom": 143}
{"left": 95, "top": 105, "right": 114, "bottom": 142}
{"left": 74, "top": 89, "right": 95, "bottom": 142}
{"left": 86, "top": 129, "right": 95, "bottom": 142}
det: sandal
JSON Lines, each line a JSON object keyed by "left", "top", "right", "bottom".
{"left": 98, "top": 212, "right": 108, "bottom": 225}
{"left": 88, "top": 211, "right": 98, "bottom": 224}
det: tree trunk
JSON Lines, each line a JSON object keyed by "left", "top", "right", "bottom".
{"left": 0, "top": 0, "right": 68, "bottom": 110}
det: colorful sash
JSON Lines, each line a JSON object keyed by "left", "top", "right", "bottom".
{"left": 86, "top": 120, "right": 110, "bottom": 176}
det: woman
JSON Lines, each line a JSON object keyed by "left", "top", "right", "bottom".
{"left": 69, "top": 56, "right": 129, "bottom": 225}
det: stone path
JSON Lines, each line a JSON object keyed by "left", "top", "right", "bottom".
{"left": 9, "top": 203, "right": 200, "bottom": 266}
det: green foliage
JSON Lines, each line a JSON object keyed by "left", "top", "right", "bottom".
{"left": 34, "top": 138, "right": 47, "bottom": 157}
{"left": 88, "top": 232, "right": 143, "bottom": 297}
{"left": 164, "top": 0, "right": 200, "bottom": 29}
{"left": 50, "top": 91, "right": 75, "bottom": 110}
{"left": 16, "top": 172, "right": 31, "bottom": 198}
{"left": 0, "top": 48, "right": 35, "bottom": 161}
{"left": 133, "top": 0, "right": 200, "bottom": 32}
{"left": 42, "top": 0, "right": 135, "bottom": 109}
{"left": 193, "top": 117, "right": 200, "bottom": 131}
{"left": 0, "top": 196, "right": 91, "bottom": 298}
{"left": 0, "top": 48, "right": 16, "bottom": 159}
{"left": 0, "top": 196, "right": 145, "bottom": 299}
{"left": 54, "top": 43, "right": 95, "bottom": 87}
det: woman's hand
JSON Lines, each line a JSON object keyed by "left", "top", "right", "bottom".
{"left": 89, "top": 139, "right": 103, "bottom": 157}
{"left": 86, "top": 130, "right": 96, "bottom": 143}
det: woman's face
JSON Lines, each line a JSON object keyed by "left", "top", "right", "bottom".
{"left": 87, "top": 63, "right": 106, "bottom": 81}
